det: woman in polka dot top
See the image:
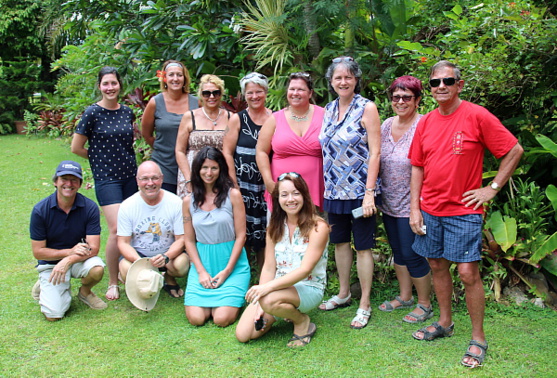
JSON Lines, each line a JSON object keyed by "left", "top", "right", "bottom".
{"left": 71, "top": 66, "right": 138, "bottom": 301}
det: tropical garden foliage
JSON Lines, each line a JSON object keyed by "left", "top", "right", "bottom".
{"left": 3, "top": 0, "right": 557, "bottom": 304}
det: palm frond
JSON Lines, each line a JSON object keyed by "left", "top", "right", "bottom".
{"left": 239, "top": 0, "right": 293, "bottom": 74}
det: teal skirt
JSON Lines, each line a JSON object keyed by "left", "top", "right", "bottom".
{"left": 185, "top": 240, "right": 250, "bottom": 308}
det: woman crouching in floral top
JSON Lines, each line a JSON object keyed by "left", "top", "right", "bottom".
{"left": 235, "top": 172, "right": 329, "bottom": 347}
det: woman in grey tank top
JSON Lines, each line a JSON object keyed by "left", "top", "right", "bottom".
{"left": 183, "top": 146, "right": 250, "bottom": 327}
{"left": 142, "top": 60, "right": 199, "bottom": 194}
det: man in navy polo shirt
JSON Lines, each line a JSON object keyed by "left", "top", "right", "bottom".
{"left": 30, "top": 160, "right": 107, "bottom": 321}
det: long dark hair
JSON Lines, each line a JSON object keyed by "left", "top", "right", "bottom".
{"left": 190, "top": 146, "right": 233, "bottom": 209}
{"left": 267, "top": 173, "right": 323, "bottom": 243}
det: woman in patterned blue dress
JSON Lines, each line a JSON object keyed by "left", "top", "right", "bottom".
{"left": 235, "top": 172, "right": 329, "bottom": 347}
{"left": 183, "top": 146, "right": 250, "bottom": 327}
{"left": 318, "top": 57, "right": 381, "bottom": 330}
{"left": 71, "top": 66, "right": 137, "bottom": 301}
{"left": 223, "top": 72, "right": 272, "bottom": 269}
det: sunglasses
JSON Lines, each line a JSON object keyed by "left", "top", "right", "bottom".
{"left": 429, "top": 77, "right": 457, "bottom": 87}
{"left": 332, "top": 56, "right": 354, "bottom": 63}
{"left": 278, "top": 172, "right": 300, "bottom": 181}
{"left": 243, "top": 72, "right": 267, "bottom": 81}
{"left": 289, "top": 72, "right": 311, "bottom": 79}
{"left": 201, "top": 90, "right": 222, "bottom": 98}
{"left": 391, "top": 95, "right": 415, "bottom": 103}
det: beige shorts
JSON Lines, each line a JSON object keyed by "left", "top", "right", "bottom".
{"left": 36, "top": 256, "right": 105, "bottom": 318}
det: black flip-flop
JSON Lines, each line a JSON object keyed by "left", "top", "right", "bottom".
{"left": 163, "top": 284, "right": 183, "bottom": 298}
{"left": 287, "top": 322, "right": 317, "bottom": 347}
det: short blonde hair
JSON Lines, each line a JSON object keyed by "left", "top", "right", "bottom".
{"left": 160, "top": 60, "right": 191, "bottom": 94}
{"left": 197, "top": 74, "right": 225, "bottom": 99}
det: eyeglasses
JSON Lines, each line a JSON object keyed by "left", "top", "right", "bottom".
{"left": 278, "top": 172, "right": 300, "bottom": 181}
{"left": 201, "top": 90, "right": 222, "bottom": 98}
{"left": 391, "top": 95, "right": 415, "bottom": 103}
{"left": 138, "top": 176, "right": 162, "bottom": 183}
{"left": 332, "top": 56, "right": 354, "bottom": 63}
{"left": 429, "top": 77, "right": 457, "bottom": 87}
{"left": 242, "top": 72, "right": 267, "bottom": 81}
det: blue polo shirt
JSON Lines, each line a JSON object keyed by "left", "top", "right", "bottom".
{"left": 30, "top": 192, "right": 101, "bottom": 265}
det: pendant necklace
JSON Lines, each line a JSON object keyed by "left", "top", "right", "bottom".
{"left": 202, "top": 107, "right": 222, "bottom": 127}
{"left": 289, "top": 106, "right": 310, "bottom": 122}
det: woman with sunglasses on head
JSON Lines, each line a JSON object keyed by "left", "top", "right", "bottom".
{"left": 141, "top": 60, "right": 199, "bottom": 195}
{"left": 318, "top": 57, "right": 381, "bottom": 330}
{"left": 223, "top": 72, "right": 272, "bottom": 269}
{"left": 71, "top": 66, "right": 137, "bottom": 301}
{"left": 235, "top": 172, "right": 329, "bottom": 347}
{"left": 176, "top": 74, "right": 231, "bottom": 198}
{"left": 256, "top": 72, "right": 325, "bottom": 211}
{"left": 377, "top": 76, "right": 433, "bottom": 323}
{"left": 182, "top": 146, "right": 250, "bottom": 327}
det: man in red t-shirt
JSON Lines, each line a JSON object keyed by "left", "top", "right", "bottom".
{"left": 408, "top": 61, "right": 523, "bottom": 368}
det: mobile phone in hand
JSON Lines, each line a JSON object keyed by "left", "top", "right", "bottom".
{"left": 351, "top": 206, "right": 364, "bottom": 219}
{"left": 255, "top": 316, "right": 265, "bottom": 331}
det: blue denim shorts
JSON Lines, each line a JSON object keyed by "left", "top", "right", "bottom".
{"left": 412, "top": 211, "right": 483, "bottom": 263}
{"left": 94, "top": 177, "right": 137, "bottom": 206}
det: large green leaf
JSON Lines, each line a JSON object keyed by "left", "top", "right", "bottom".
{"left": 536, "top": 134, "right": 557, "bottom": 158}
{"left": 540, "top": 252, "right": 557, "bottom": 277}
{"left": 485, "top": 211, "right": 517, "bottom": 252}
{"left": 546, "top": 185, "right": 557, "bottom": 222}
{"left": 530, "top": 233, "right": 557, "bottom": 264}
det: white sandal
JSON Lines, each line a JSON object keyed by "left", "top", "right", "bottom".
{"left": 318, "top": 293, "right": 352, "bottom": 311}
{"left": 106, "top": 285, "right": 120, "bottom": 301}
{"left": 351, "top": 308, "right": 371, "bottom": 329}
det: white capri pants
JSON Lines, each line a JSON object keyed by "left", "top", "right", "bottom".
{"left": 36, "top": 256, "right": 105, "bottom": 318}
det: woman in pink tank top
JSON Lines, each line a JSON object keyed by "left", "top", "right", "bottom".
{"left": 255, "top": 72, "right": 325, "bottom": 211}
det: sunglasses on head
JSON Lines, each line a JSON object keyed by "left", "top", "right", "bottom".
{"left": 332, "top": 56, "right": 354, "bottom": 63}
{"left": 201, "top": 90, "right": 222, "bottom": 98}
{"left": 289, "top": 72, "right": 311, "bottom": 79}
{"left": 278, "top": 172, "right": 300, "bottom": 181}
{"left": 391, "top": 95, "right": 415, "bottom": 103}
{"left": 429, "top": 77, "right": 457, "bottom": 87}
{"left": 243, "top": 72, "right": 267, "bottom": 81}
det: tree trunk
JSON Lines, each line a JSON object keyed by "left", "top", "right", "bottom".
{"left": 344, "top": 0, "right": 356, "bottom": 54}
{"left": 303, "top": 1, "right": 321, "bottom": 60}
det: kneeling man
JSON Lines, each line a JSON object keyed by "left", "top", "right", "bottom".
{"left": 118, "top": 161, "right": 189, "bottom": 298}
{"left": 30, "top": 160, "right": 107, "bottom": 321}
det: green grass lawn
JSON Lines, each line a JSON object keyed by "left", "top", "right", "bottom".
{"left": 1, "top": 134, "right": 555, "bottom": 377}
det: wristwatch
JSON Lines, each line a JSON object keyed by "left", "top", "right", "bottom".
{"left": 162, "top": 253, "right": 170, "bottom": 265}
{"left": 490, "top": 182, "right": 501, "bottom": 191}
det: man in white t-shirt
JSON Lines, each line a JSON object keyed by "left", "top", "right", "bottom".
{"left": 118, "top": 161, "right": 189, "bottom": 298}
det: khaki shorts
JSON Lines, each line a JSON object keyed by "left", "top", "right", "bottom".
{"left": 36, "top": 256, "right": 105, "bottom": 318}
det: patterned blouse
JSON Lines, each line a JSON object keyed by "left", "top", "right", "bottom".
{"left": 319, "top": 94, "right": 371, "bottom": 200}
{"left": 378, "top": 115, "right": 422, "bottom": 217}
{"left": 274, "top": 223, "right": 328, "bottom": 291}
{"left": 75, "top": 103, "right": 137, "bottom": 181}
